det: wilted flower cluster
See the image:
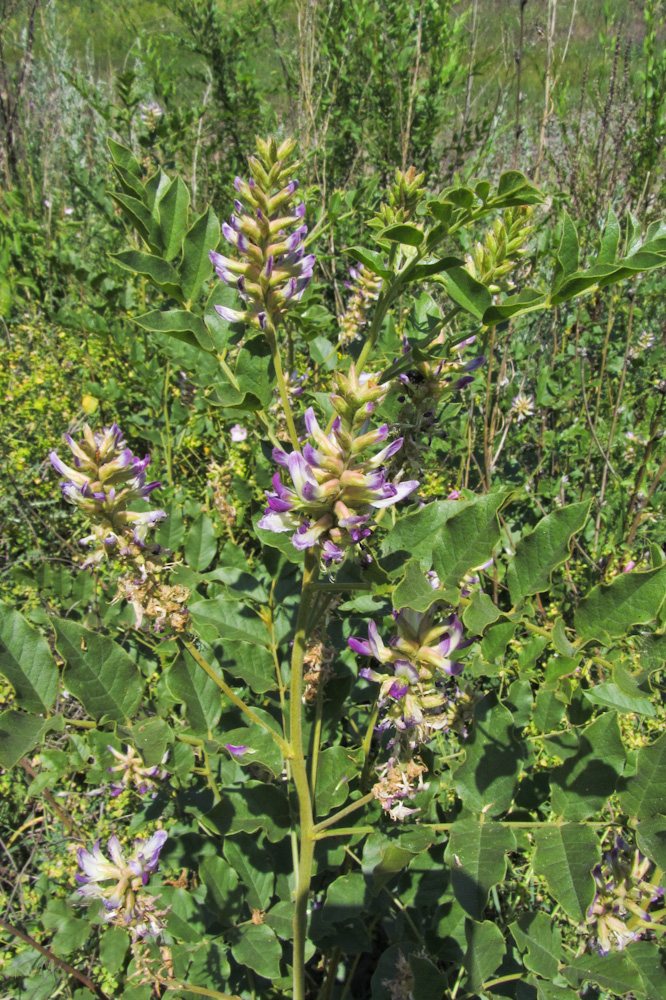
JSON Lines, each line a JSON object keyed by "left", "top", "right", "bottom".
{"left": 258, "top": 366, "right": 419, "bottom": 564}
{"left": 372, "top": 744, "right": 429, "bottom": 821}
{"left": 107, "top": 744, "right": 169, "bottom": 797}
{"left": 49, "top": 424, "right": 166, "bottom": 568}
{"left": 76, "top": 830, "right": 169, "bottom": 941}
{"left": 349, "top": 604, "right": 470, "bottom": 739}
{"left": 585, "top": 836, "right": 664, "bottom": 954}
{"left": 338, "top": 263, "right": 383, "bottom": 347}
{"left": 209, "top": 136, "right": 314, "bottom": 331}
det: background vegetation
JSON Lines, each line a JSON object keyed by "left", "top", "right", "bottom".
{"left": 3, "top": 1, "right": 666, "bottom": 999}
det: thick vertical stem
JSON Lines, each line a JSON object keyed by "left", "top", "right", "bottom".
{"left": 290, "top": 549, "right": 320, "bottom": 1000}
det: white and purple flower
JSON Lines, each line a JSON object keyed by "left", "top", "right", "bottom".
{"left": 49, "top": 424, "right": 166, "bottom": 566}
{"left": 209, "top": 137, "right": 315, "bottom": 332}
{"left": 349, "top": 605, "right": 470, "bottom": 737}
{"left": 258, "top": 399, "right": 418, "bottom": 564}
{"left": 76, "top": 829, "right": 168, "bottom": 914}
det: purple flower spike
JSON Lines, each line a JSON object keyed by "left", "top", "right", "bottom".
{"left": 225, "top": 744, "right": 250, "bottom": 756}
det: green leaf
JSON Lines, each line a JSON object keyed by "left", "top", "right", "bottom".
{"left": 552, "top": 617, "right": 577, "bottom": 657}
{"left": 112, "top": 161, "right": 146, "bottom": 201}
{"left": 444, "top": 819, "right": 516, "bottom": 920}
{"left": 155, "top": 501, "right": 185, "bottom": 551}
{"left": 362, "top": 830, "right": 433, "bottom": 895}
{"left": 506, "top": 502, "right": 590, "bottom": 604}
{"left": 54, "top": 619, "right": 143, "bottom": 723}
{"left": 598, "top": 206, "right": 620, "bottom": 264}
{"left": 181, "top": 206, "right": 220, "bottom": 301}
{"left": 111, "top": 191, "right": 156, "bottom": 246}
{"left": 493, "top": 170, "right": 544, "bottom": 206}
{"left": 483, "top": 288, "right": 548, "bottom": 325}
{"left": 552, "top": 212, "right": 580, "bottom": 291}
{"left": 213, "top": 640, "right": 277, "bottom": 695}
{"left": 0, "top": 602, "right": 59, "bottom": 712}
{"left": 533, "top": 824, "right": 600, "bottom": 920}
{"left": 462, "top": 919, "right": 506, "bottom": 993}
{"left": 166, "top": 649, "right": 222, "bottom": 736}
{"left": 563, "top": 951, "right": 643, "bottom": 995}
{"left": 583, "top": 680, "right": 656, "bottom": 716}
{"left": 124, "top": 717, "right": 173, "bottom": 768}
{"left": 462, "top": 591, "right": 500, "bottom": 634}
{"left": 532, "top": 688, "right": 566, "bottom": 733}
{"left": 380, "top": 223, "right": 424, "bottom": 247}
{"left": 510, "top": 911, "right": 563, "bottom": 981}
{"left": 550, "top": 712, "right": 625, "bottom": 821}
{"left": 432, "top": 492, "right": 506, "bottom": 590}
{"left": 409, "top": 256, "right": 463, "bottom": 280}
{"left": 409, "top": 955, "right": 449, "bottom": 1000}
{"left": 203, "top": 784, "right": 290, "bottom": 842}
{"left": 198, "top": 856, "right": 240, "bottom": 924}
{"left": 219, "top": 721, "right": 283, "bottom": 777}
{"left": 453, "top": 694, "right": 522, "bottom": 816}
{"left": 344, "top": 246, "right": 392, "bottom": 279}
{"left": 111, "top": 250, "right": 183, "bottom": 301}
{"left": 437, "top": 266, "right": 492, "bottom": 320}
{"left": 185, "top": 513, "right": 217, "bottom": 571}
{"left": 204, "top": 281, "right": 241, "bottom": 351}
{"left": 235, "top": 334, "right": 274, "bottom": 410}
{"left": 619, "top": 731, "right": 666, "bottom": 820}
{"left": 481, "top": 621, "right": 517, "bottom": 663}
{"left": 224, "top": 833, "right": 274, "bottom": 910}
{"left": 628, "top": 941, "right": 666, "bottom": 1000}
{"left": 158, "top": 175, "right": 190, "bottom": 260}
{"left": 575, "top": 565, "right": 666, "bottom": 643}
{"left": 381, "top": 499, "right": 464, "bottom": 564}
{"left": 99, "top": 927, "right": 129, "bottom": 975}
{"left": 392, "top": 559, "right": 441, "bottom": 612}
{"left": 189, "top": 597, "right": 270, "bottom": 646}
{"left": 134, "top": 309, "right": 215, "bottom": 352}
{"left": 0, "top": 711, "right": 64, "bottom": 769}
{"left": 107, "top": 137, "right": 142, "bottom": 177}
{"left": 637, "top": 814, "right": 666, "bottom": 869}
{"left": 229, "top": 923, "right": 282, "bottom": 981}
{"left": 315, "top": 746, "right": 360, "bottom": 815}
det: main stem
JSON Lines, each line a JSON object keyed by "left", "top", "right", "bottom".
{"left": 290, "top": 549, "right": 320, "bottom": 1000}
{"left": 265, "top": 319, "right": 300, "bottom": 450}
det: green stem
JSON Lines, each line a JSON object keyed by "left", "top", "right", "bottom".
{"left": 315, "top": 826, "right": 375, "bottom": 840}
{"left": 313, "top": 792, "right": 376, "bottom": 834}
{"left": 163, "top": 361, "right": 173, "bottom": 487}
{"left": 290, "top": 549, "right": 320, "bottom": 1000}
{"left": 181, "top": 640, "right": 291, "bottom": 756}
{"left": 164, "top": 981, "right": 242, "bottom": 1000}
{"left": 265, "top": 320, "right": 300, "bottom": 450}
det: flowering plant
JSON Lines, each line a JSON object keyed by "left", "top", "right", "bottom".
{"left": 3, "top": 134, "right": 666, "bottom": 1000}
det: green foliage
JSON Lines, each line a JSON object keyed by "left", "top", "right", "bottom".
{"left": 4, "top": 6, "right": 666, "bottom": 999}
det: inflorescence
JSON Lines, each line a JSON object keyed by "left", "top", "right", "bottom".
{"left": 49, "top": 424, "right": 166, "bottom": 568}
{"left": 76, "top": 830, "right": 169, "bottom": 942}
{"left": 209, "top": 136, "right": 314, "bottom": 332}
{"left": 258, "top": 366, "right": 419, "bottom": 565}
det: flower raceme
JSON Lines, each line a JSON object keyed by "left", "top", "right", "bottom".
{"left": 107, "top": 744, "right": 169, "bottom": 797}
{"left": 258, "top": 372, "right": 419, "bottom": 563}
{"left": 585, "top": 837, "right": 664, "bottom": 954}
{"left": 76, "top": 830, "right": 168, "bottom": 939}
{"left": 49, "top": 424, "right": 166, "bottom": 567}
{"left": 348, "top": 605, "right": 470, "bottom": 737}
{"left": 209, "top": 136, "right": 314, "bottom": 332}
